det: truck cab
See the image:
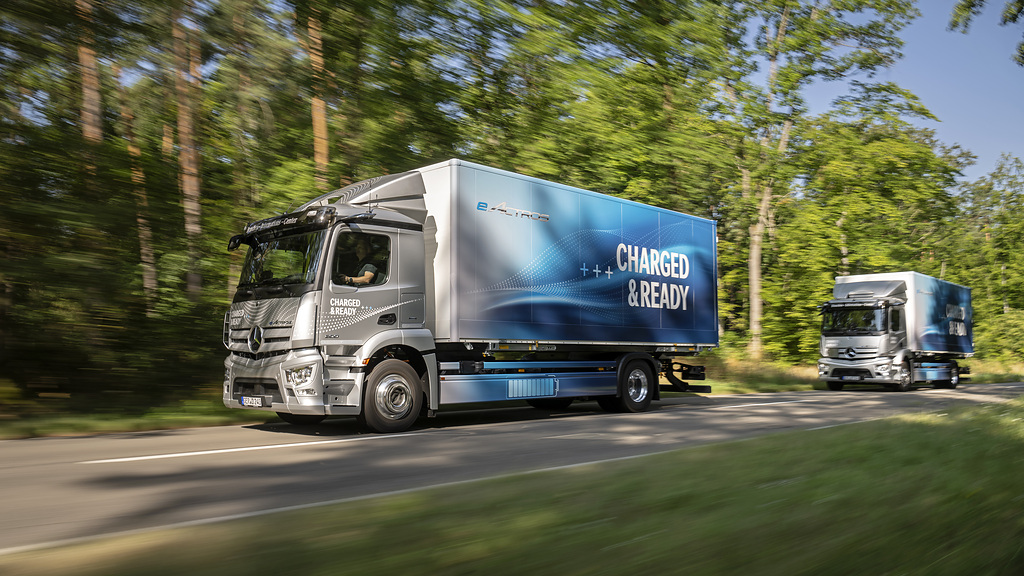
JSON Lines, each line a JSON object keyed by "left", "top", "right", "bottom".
{"left": 818, "top": 281, "right": 909, "bottom": 389}
{"left": 223, "top": 201, "right": 434, "bottom": 428}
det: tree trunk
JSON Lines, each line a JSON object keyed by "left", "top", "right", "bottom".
{"left": 745, "top": 8, "right": 791, "bottom": 360}
{"left": 747, "top": 184, "right": 772, "bottom": 358}
{"left": 173, "top": 3, "right": 203, "bottom": 299}
{"left": 837, "top": 211, "right": 849, "bottom": 276}
{"left": 76, "top": 0, "right": 102, "bottom": 147}
{"left": 114, "top": 66, "right": 158, "bottom": 316}
{"left": 306, "top": 6, "right": 329, "bottom": 190}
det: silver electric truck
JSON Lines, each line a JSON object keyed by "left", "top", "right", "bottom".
{"left": 817, "top": 272, "right": 973, "bottom": 391}
{"left": 223, "top": 159, "right": 719, "bottom": 432}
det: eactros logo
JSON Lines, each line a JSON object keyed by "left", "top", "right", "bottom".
{"left": 477, "top": 201, "right": 550, "bottom": 222}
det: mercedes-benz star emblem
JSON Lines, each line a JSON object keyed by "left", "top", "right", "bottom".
{"left": 248, "top": 325, "right": 264, "bottom": 353}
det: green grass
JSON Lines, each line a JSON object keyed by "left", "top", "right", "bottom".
{"left": 0, "top": 393, "right": 275, "bottom": 439}
{"left": 4, "top": 397, "right": 1024, "bottom": 575}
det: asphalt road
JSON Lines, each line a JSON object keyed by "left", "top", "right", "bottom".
{"left": 2, "top": 381, "right": 1023, "bottom": 554}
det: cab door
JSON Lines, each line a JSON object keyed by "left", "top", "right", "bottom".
{"left": 318, "top": 227, "right": 401, "bottom": 353}
{"left": 888, "top": 306, "right": 907, "bottom": 352}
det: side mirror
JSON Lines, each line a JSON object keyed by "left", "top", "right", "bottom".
{"left": 228, "top": 235, "right": 244, "bottom": 251}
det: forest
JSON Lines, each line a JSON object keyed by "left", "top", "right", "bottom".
{"left": 2, "top": 0, "right": 1024, "bottom": 411}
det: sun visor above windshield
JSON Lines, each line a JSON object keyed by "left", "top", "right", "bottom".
{"left": 832, "top": 280, "right": 907, "bottom": 300}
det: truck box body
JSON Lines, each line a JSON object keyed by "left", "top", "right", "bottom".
{"left": 832, "top": 272, "right": 972, "bottom": 355}
{"left": 418, "top": 161, "right": 719, "bottom": 347}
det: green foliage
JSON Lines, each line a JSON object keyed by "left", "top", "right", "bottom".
{"left": 3, "top": 0, "right": 1024, "bottom": 417}
{"left": 950, "top": 0, "right": 1024, "bottom": 65}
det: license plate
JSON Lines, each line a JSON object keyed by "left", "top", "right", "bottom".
{"left": 841, "top": 376, "right": 861, "bottom": 381}
{"left": 241, "top": 396, "right": 263, "bottom": 407}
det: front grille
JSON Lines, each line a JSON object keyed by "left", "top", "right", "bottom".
{"left": 829, "top": 347, "right": 879, "bottom": 360}
{"left": 232, "top": 350, "right": 288, "bottom": 361}
{"left": 832, "top": 368, "right": 873, "bottom": 378}
{"left": 232, "top": 377, "right": 283, "bottom": 404}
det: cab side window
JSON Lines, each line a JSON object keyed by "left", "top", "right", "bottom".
{"left": 889, "top": 308, "right": 902, "bottom": 332}
{"left": 331, "top": 232, "right": 390, "bottom": 286}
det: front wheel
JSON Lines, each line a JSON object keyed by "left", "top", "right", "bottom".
{"left": 276, "top": 412, "right": 325, "bottom": 426}
{"left": 361, "top": 359, "right": 423, "bottom": 433}
{"left": 895, "top": 361, "right": 914, "bottom": 392}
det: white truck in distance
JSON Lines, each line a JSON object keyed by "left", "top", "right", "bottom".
{"left": 818, "top": 272, "right": 973, "bottom": 391}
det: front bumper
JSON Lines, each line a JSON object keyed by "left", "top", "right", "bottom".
{"left": 223, "top": 348, "right": 328, "bottom": 415}
{"left": 817, "top": 357, "right": 899, "bottom": 385}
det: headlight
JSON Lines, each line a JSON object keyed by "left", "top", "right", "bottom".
{"left": 875, "top": 362, "right": 892, "bottom": 375}
{"left": 817, "top": 362, "right": 827, "bottom": 375}
{"left": 285, "top": 364, "right": 316, "bottom": 388}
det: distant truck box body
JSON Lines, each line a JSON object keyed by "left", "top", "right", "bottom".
{"left": 818, "top": 272, "right": 972, "bottom": 391}
{"left": 222, "top": 160, "right": 718, "bottom": 431}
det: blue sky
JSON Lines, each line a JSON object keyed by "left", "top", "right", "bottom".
{"left": 807, "top": 1, "right": 1024, "bottom": 183}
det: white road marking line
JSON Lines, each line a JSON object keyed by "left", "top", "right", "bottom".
{"left": 708, "top": 399, "right": 815, "bottom": 409}
{"left": 79, "top": 433, "right": 422, "bottom": 464}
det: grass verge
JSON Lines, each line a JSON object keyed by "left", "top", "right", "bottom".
{"left": 4, "top": 397, "right": 1024, "bottom": 575}
{"left": 0, "top": 393, "right": 275, "bottom": 440}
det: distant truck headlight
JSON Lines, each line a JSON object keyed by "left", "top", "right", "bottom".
{"left": 818, "top": 362, "right": 828, "bottom": 376}
{"left": 875, "top": 362, "right": 892, "bottom": 376}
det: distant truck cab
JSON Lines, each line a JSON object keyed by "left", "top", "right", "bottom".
{"left": 222, "top": 160, "right": 719, "bottom": 432}
{"left": 817, "top": 272, "right": 973, "bottom": 391}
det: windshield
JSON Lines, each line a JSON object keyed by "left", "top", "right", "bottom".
{"left": 238, "top": 230, "right": 327, "bottom": 287}
{"left": 821, "top": 307, "right": 885, "bottom": 335}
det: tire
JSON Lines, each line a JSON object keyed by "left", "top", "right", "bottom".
{"left": 936, "top": 362, "right": 959, "bottom": 389}
{"left": 895, "top": 361, "right": 914, "bottom": 392}
{"left": 827, "top": 381, "right": 844, "bottom": 391}
{"left": 361, "top": 359, "right": 423, "bottom": 433}
{"left": 527, "top": 398, "right": 574, "bottom": 410}
{"left": 276, "top": 412, "right": 326, "bottom": 426}
{"left": 605, "top": 360, "right": 654, "bottom": 413}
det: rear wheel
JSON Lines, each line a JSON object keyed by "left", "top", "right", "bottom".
{"left": 936, "top": 362, "right": 959, "bottom": 389}
{"left": 601, "top": 360, "right": 654, "bottom": 413}
{"left": 276, "top": 412, "right": 325, "bottom": 426}
{"left": 361, "top": 359, "right": 422, "bottom": 433}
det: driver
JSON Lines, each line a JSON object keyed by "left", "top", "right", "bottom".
{"left": 337, "top": 236, "right": 378, "bottom": 286}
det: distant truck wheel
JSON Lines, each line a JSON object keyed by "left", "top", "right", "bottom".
{"left": 361, "top": 359, "right": 422, "bottom": 433}
{"left": 827, "top": 381, "right": 844, "bottom": 391}
{"left": 895, "top": 361, "right": 914, "bottom": 392}
{"left": 936, "top": 362, "right": 959, "bottom": 389}
{"left": 276, "top": 412, "right": 325, "bottom": 426}
{"left": 527, "top": 398, "right": 574, "bottom": 410}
